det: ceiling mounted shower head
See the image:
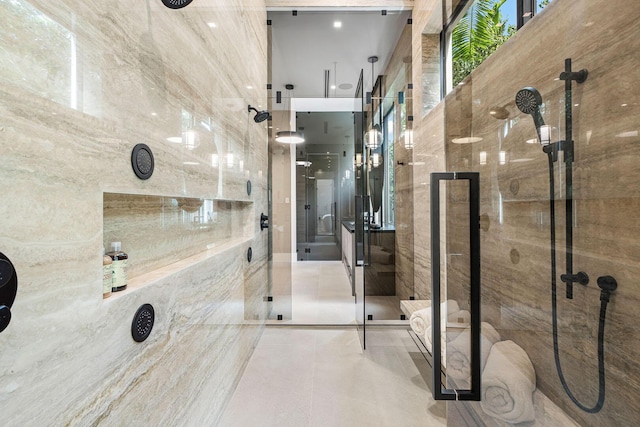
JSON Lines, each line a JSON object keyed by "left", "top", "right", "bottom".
{"left": 248, "top": 105, "right": 270, "bottom": 123}
{"left": 515, "top": 87, "right": 547, "bottom": 143}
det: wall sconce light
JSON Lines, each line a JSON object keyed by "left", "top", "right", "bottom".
{"left": 366, "top": 124, "right": 382, "bottom": 149}
{"left": 184, "top": 129, "right": 197, "bottom": 150}
{"left": 479, "top": 151, "right": 487, "bottom": 165}
{"left": 404, "top": 129, "right": 414, "bottom": 149}
{"left": 499, "top": 151, "right": 506, "bottom": 165}
{"left": 371, "top": 152, "right": 381, "bottom": 168}
{"left": 539, "top": 124, "right": 551, "bottom": 145}
{"left": 354, "top": 153, "right": 363, "bottom": 167}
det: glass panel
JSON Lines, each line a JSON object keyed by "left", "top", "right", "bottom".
{"left": 355, "top": 70, "right": 367, "bottom": 349}
{"left": 429, "top": 1, "right": 640, "bottom": 425}
{"left": 295, "top": 113, "right": 354, "bottom": 262}
{"left": 361, "top": 20, "right": 413, "bottom": 328}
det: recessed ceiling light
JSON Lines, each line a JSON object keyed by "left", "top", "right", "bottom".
{"left": 167, "top": 136, "right": 182, "bottom": 143}
{"left": 331, "top": 85, "right": 336, "bottom": 90}
{"left": 246, "top": 85, "right": 253, "bottom": 90}
{"left": 333, "top": 21, "right": 342, "bottom": 28}
{"left": 207, "top": 22, "right": 217, "bottom": 28}
{"left": 151, "top": 112, "right": 157, "bottom": 116}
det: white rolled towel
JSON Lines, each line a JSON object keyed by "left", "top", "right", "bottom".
{"left": 409, "top": 307, "right": 432, "bottom": 336}
{"left": 448, "top": 309, "right": 470, "bottom": 325}
{"left": 446, "top": 322, "right": 501, "bottom": 383}
{"left": 409, "top": 300, "right": 460, "bottom": 336}
{"left": 481, "top": 340, "right": 536, "bottom": 424}
{"left": 424, "top": 322, "right": 467, "bottom": 357}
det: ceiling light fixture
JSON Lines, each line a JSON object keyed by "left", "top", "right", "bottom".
{"left": 333, "top": 21, "right": 342, "bottom": 28}
{"left": 365, "top": 56, "right": 381, "bottom": 149}
{"left": 276, "top": 84, "right": 305, "bottom": 144}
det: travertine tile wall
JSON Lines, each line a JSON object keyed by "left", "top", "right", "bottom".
{"left": 410, "top": 0, "right": 640, "bottom": 425}
{"left": 0, "top": 0, "right": 268, "bottom": 424}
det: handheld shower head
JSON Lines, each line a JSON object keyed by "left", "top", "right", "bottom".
{"left": 516, "top": 87, "right": 547, "bottom": 142}
{"left": 248, "top": 105, "right": 270, "bottom": 123}
{"left": 515, "top": 87, "right": 542, "bottom": 115}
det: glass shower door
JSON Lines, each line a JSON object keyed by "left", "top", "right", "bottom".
{"left": 296, "top": 154, "right": 341, "bottom": 261}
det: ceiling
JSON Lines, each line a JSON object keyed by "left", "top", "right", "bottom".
{"left": 269, "top": 9, "right": 411, "bottom": 105}
{"left": 269, "top": 9, "right": 410, "bottom": 146}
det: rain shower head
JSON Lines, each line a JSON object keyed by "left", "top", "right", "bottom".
{"left": 248, "top": 105, "right": 270, "bottom": 123}
{"left": 516, "top": 87, "right": 547, "bottom": 143}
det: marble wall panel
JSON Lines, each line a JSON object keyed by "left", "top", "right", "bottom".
{"left": 412, "top": 101, "right": 446, "bottom": 301}
{"left": 0, "top": 0, "right": 268, "bottom": 424}
{"left": 411, "top": 0, "right": 640, "bottom": 425}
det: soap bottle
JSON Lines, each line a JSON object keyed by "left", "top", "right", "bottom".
{"left": 107, "top": 241, "right": 128, "bottom": 292}
{"left": 102, "top": 247, "right": 112, "bottom": 299}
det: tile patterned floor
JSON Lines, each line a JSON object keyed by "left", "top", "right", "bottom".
{"left": 219, "top": 261, "right": 445, "bottom": 427}
{"left": 217, "top": 327, "right": 447, "bottom": 427}
{"left": 271, "top": 261, "right": 406, "bottom": 325}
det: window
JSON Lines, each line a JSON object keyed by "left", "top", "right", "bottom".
{"left": 442, "top": 0, "right": 542, "bottom": 94}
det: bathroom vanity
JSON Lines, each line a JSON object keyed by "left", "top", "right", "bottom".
{"left": 341, "top": 220, "right": 395, "bottom": 297}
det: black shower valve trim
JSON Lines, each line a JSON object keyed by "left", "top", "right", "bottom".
{"left": 560, "top": 271, "right": 589, "bottom": 286}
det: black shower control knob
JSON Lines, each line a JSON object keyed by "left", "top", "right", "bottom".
{"left": 0, "top": 305, "right": 11, "bottom": 333}
{"left": 0, "top": 259, "right": 13, "bottom": 288}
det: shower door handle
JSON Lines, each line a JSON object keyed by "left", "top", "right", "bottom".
{"left": 430, "top": 172, "right": 481, "bottom": 401}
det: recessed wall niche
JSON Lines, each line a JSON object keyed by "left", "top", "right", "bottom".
{"left": 103, "top": 193, "right": 253, "bottom": 290}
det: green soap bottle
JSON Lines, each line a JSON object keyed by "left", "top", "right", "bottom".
{"left": 107, "top": 242, "right": 128, "bottom": 292}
